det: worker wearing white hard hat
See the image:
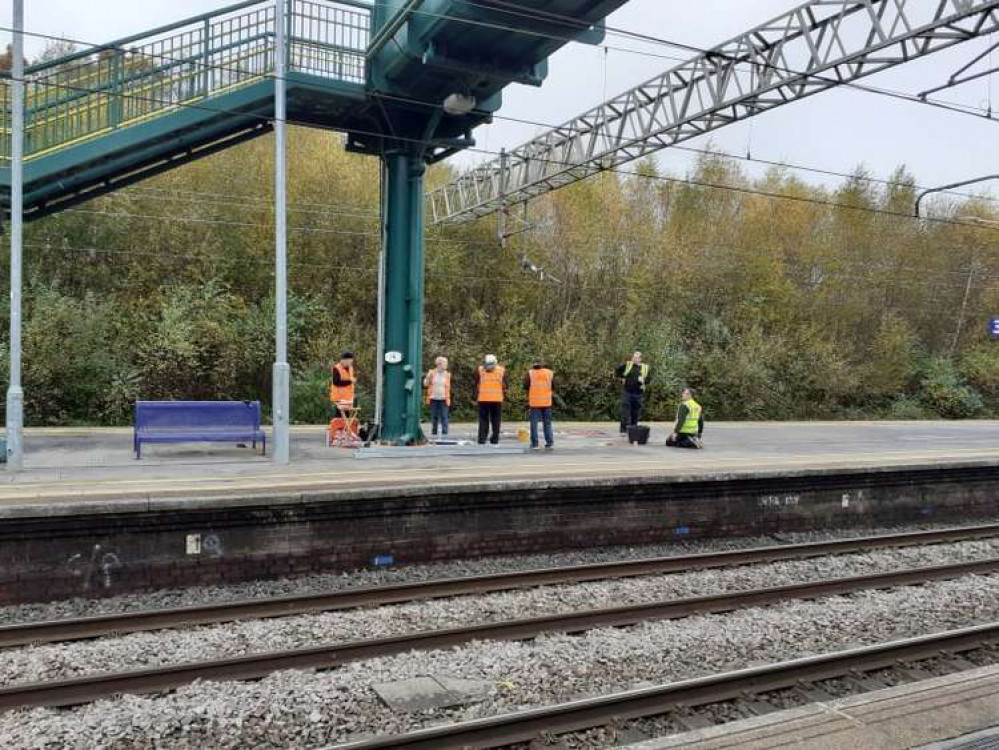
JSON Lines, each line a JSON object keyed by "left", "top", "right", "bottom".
{"left": 473, "top": 354, "right": 507, "bottom": 444}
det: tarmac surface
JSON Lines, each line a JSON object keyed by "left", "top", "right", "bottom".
{"left": 0, "top": 420, "right": 997, "bottom": 508}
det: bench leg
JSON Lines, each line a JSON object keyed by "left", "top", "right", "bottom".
{"left": 261, "top": 434, "right": 266, "bottom": 456}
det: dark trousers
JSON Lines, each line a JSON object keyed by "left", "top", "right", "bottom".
{"left": 529, "top": 407, "right": 554, "bottom": 448}
{"left": 666, "top": 432, "right": 701, "bottom": 449}
{"left": 429, "top": 399, "right": 449, "bottom": 435}
{"left": 620, "top": 392, "right": 643, "bottom": 432}
{"left": 478, "top": 402, "right": 502, "bottom": 444}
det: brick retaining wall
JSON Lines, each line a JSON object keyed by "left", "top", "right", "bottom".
{"left": 0, "top": 462, "right": 995, "bottom": 604}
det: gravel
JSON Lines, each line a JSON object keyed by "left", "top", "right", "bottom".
{"left": 1, "top": 538, "right": 997, "bottom": 689}
{"left": 2, "top": 518, "right": 993, "bottom": 626}
{"left": 0, "top": 575, "right": 997, "bottom": 749}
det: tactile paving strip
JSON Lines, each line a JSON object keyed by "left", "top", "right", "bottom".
{"left": 917, "top": 726, "right": 999, "bottom": 750}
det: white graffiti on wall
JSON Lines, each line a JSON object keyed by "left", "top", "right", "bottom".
{"left": 66, "top": 544, "right": 122, "bottom": 592}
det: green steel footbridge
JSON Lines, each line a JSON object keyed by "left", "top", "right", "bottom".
{"left": 0, "top": 0, "right": 627, "bottom": 446}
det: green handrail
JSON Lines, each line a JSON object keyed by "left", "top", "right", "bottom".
{"left": 0, "top": 0, "right": 370, "bottom": 163}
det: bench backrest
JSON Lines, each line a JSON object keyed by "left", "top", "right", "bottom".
{"left": 135, "top": 401, "right": 262, "bottom": 431}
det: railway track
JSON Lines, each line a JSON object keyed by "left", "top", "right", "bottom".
{"left": 2, "top": 522, "right": 997, "bottom": 649}
{"left": 0, "top": 554, "right": 996, "bottom": 712}
{"left": 334, "top": 621, "right": 999, "bottom": 749}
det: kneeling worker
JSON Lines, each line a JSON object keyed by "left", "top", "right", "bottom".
{"left": 666, "top": 388, "right": 703, "bottom": 449}
{"left": 524, "top": 361, "right": 555, "bottom": 450}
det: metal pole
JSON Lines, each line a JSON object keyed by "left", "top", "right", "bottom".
{"left": 497, "top": 148, "right": 507, "bottom": 247}
{"left": 271, "top": 0, "right": 290, "bottom": 463}
{"left": 915, "top": 175, "right": 999, "bottom": 218}
{"left": 6, "top": 0, "right": 25, "bottom": 470}
{"left": 951, "top": 261, "right": 977, "bottom": 355}
{"left": 373, "top": 160, "right": 388, "bottom": 439}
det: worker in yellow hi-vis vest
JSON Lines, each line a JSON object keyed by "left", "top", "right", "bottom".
{"left": 615, "top": 351, "right": 650, "bottom": 434}
{"left": 666, "top": 388, "right": 704, "bottom": 449}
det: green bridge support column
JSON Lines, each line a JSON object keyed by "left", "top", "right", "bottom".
{"left": 379, "top": 149, "right": 427, "bottom": 445}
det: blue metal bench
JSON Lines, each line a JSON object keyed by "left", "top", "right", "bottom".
{"left": 133, "top": 401, "right": 266, "bottom": 459}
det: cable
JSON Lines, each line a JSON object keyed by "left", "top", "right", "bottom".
{"left": 3, "top": 22, "right": 998, "bottom": 233}
{"left": 3, "top": 10, "right": 993, "bottom": 152}
{"left": 60, "top": 207, "right": 382, "bottom": 237}
{"left": 115, "top": 184, "right": 379, "bottom": 213}
{"left": 445, "top": 107, "right": 999, "bottom": 204}
{"left": 26, "top": 239, "right": 991, "bottom": 305}
{"left": 440, "top": 0, "right": 996, "bottom": 117}
{"left": 104, "top": 191, "right": 380, "bottom": 220}
{"left": 4, "top": 2, "right": 995, "bottom": 129}
{"left": 43, "top": 206, "right": 507, "bottom": 251}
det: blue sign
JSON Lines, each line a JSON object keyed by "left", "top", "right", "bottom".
{"left": 371, "top": 554, "right": 395, "bottom": 567}
{"left": 991, "top": 317, "right": 999, "bottom": 340}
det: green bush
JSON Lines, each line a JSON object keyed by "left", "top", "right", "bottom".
{"left": 917, "top": 358, "right": 983, "bottom": 418}
{"left": 886, "top": 396, "right": 931, "bottom": 420}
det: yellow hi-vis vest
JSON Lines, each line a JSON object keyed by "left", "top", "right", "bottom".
{"left": 680, "top": 399, "right": 702, "bottom": 434}
{"left": 624, "top": 362, "right": 650, "bottom": 390}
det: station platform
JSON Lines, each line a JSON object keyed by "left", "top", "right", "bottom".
{"left": 1, "top": 420, "right": 998, "bottom": 510}
{"left": 1, "top": 420, "right": 997, "bottom": 604}
{"left": 619, "top": 662, "right": 999, "bottom": 750}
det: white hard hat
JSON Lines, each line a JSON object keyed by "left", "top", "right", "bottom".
{"left": 484, "top": 354, "right": 497, "bottom": 365}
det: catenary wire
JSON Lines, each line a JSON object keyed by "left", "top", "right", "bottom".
{"left": 1, "top": 3, "right": 994, "bottom": 128}
{"left": 25, "top": 239, "right": 995, "bottom": 306}
{"left": 2, "top": 18, "right": 998, "bottom": 234}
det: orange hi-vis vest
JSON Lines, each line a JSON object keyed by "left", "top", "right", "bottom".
{"left": 528, "top": 368, "right": 554, "bottom": 408}
{"left": 425, "top": 370, "right": 452, "bottom": 406}
{"left": 330, "top": 363, "right": 355, "bottom": 405}
{"left": 477, "top": 365, "right": 505, "bottom": 403}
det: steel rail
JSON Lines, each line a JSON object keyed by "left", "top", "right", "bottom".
{"left": 3, "top": 523, "right": 998, "bottom": 649}
{"left": 334, "top": 620, "right": 999, "bottom": 749}
{"left": 0, "top": 555, "right": 997, "bottom": 712}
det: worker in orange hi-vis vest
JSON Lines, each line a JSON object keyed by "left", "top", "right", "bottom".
{"left": 329, "top": 351, "right": 356, "bottom": 409}
{"left": 423, "top": 356, "right": 452, "bottom": 438}
{"left": 524, "top": 361, "right": 555, "bottom": 451}
{"left": 473, "top": 354, "right": 507, "bottom": 445}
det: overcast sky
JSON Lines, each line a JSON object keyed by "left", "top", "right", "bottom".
{"left": 2, "top": 1, "right": 995, "bottom": 194}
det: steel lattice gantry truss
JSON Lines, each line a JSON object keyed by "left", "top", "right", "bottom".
{"left": 428, "top": 0, "right": 999, "bottom": 225}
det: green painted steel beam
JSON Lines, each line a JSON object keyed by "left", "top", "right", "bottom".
{"left": 379, "top": 148, "right": 426, "bottom": 444}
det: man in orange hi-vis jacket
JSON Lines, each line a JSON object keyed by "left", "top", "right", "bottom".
{"left": 524, "top": 361, "right": 555, "bottom": 451}
{"left": 473, "top": 354, "right": 507, "bottom": 445}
